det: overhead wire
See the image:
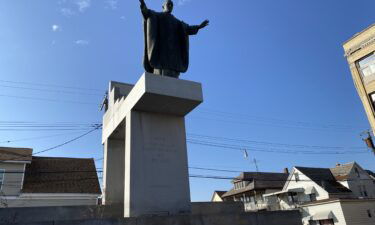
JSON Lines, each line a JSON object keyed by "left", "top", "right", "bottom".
{"left": 0, "top": 125, "right": 102, "bottom": 163}
{"left": 0, "top": 84, "right": 103, "bottom": 96}
{"left": 0, "top": 79, "right": 104, "bottom": 93}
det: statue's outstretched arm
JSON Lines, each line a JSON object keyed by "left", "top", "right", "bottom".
{"left": 139, "top": 0, "right": 149, "bottom": 19}
{"left": 186, "top": 20, "right": 209, "bottom": 35}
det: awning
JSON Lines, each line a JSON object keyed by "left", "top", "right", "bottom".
{"left": 305, "top": 186, "right": 316, "bottom": 195}
{"left": 310, "top": 211, "right": 334, "bottom": 221}
{"left": 263, "top": 188, "right": 304, "bottom": 197}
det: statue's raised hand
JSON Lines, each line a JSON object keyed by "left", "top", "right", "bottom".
{"left": 199, "top": 20, "right": 209, "bottom": 29}
{"left": 139, "top": 0, "right": 146, "bottom": 7}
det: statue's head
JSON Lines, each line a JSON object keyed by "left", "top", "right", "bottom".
{"left": 162, "top": 0, "right": 174, "bottom": 13}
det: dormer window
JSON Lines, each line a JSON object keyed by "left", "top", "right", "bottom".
{"left": 0, "top": 169, "right": 4, "bottom": 191}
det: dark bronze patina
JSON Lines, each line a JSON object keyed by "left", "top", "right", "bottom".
{"left": 139, "top": 0, "right": 209, "bottom": 78}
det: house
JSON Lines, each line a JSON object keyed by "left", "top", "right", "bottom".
{"left": 0, "top": 147, "right": 101, "bottom": 208}
{"left": 211, "top": 191, "right": 226, "bottom": 202}
{"left": 331, "top": 162, "right": 375, "bottom": 198}
{"left": 220, "top": 171, "right": 289, "bottom": 211}
{"left": 264, "top": 163, "right": 375, "bottom": 225}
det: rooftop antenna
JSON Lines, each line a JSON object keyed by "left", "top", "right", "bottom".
{"left": 100, "top": 91, "right": 109, "bottom": 112}
{"left": 253, "top": 158, "right": 259, "bottom": 173}
{"left": 243, "top": 149, "right": 259, "bottom": 172}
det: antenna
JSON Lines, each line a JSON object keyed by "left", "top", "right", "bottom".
{"left": 253, "top": 158, "right": 259, "bottom": 173}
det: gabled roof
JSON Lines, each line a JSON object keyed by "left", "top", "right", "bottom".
{"left": 213, "top": 191, "right": 226, "bottom": 197}
{"left": 222, "top": 172, "right": 288, "bottom": 198}
{"left": 211, "top": 191, "right": 226, "bottom": 201}
{"left": 234, "top": 172, "right": 289, "bottom": 182}
{"left": 295, "top": 167, "right": 351, "bottom": 194}
{"left": 22, "top": 157, "right": 101, "bottom": 194}
{"left": 0, "top": 147, "right": 33, "bottom": 162}
{"left": 330, "top": 162, "right": 355, "bottom": 181}
{"left": 365, "top": 170, "right": 375, "bottom": 180}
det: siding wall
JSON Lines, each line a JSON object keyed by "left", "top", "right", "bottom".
{"left": 0, "top": 162, "right": 24, "bottom": 196}
{"left": 287, "top": 169, "right": 330, "bottom": 201}
{"left": 345, "top": 166, "right": 375, "bottom": 198}
{"left": 340, "top": 200, "right": 375, "bottom": 225}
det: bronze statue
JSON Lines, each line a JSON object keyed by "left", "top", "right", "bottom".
{"left": 139, "top": 0, "right": 209, "bottom": 78}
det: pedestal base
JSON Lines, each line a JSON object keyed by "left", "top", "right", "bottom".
{"left": 124, "top": 111, "right": 191, "bottom": 217}
{"left": 102, "top": 73, "right": 203, "bottom": 217}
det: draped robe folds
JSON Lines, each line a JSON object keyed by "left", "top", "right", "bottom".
{"left": 142, "top": 8, "right": 199, "bottom": 76}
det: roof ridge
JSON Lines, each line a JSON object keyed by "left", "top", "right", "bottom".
{"left": 32, "top": 156, "right": 94, "bottom": 160}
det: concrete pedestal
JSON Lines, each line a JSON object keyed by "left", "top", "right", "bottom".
{"left": 102, "top": 73, "right": 203, "bottom": 217}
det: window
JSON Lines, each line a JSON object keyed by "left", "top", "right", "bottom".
{"left": 295, "top": 173, "right": 300, "bottom": 182}
{"left": 0, "top": 169, "right": 4, "bottom": 190}
{"left": 359, "top": 185, "right": 363, "bottom": 196}
{"left": 319, "top": 219, "right": 334, "bottom": 225}
{"left": 287, "top": 192, "right": 298, "bottom": 203}
{"left": 309, "top": 193, "right": 317, "bottom": 202}
{"left": 355, "top": 168, "right": 360, "bottom": 178}
{"left": 369, "top": 93, "right": 375, "bottom": 110}
{"left": 363, "top": 185, "right": 368, "bottom": 197}
{"left": 357, "top": 53, "right": 375, "bottom": 81}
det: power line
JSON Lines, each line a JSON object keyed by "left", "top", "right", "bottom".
{"left": 0, "top": 125, "right": 102, "bottom": 163}
{"left": 198, "top": 108, "right": 365, "bottom": 131}
{"left": 0, "top": 84, "right": 102, "bottom": 96}
{"left": 32, "top": 125, "right": 102, "bottom": 156}
{"left": 187, "top": 139, "right": 367, "bottom": 155}
{"left": 0, "top": 79, "right": 104, "bottom": 93}
{"left": 0, "top": 131, "right": 92, "bottom": 144}
{"left": 188, "top": 133, "right": 365, "bottom": 151}
{"left": 0, "top": 94, "right": 98, "bottom": 105}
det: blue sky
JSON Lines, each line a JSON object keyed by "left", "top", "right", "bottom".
{"left": 0, "top": 0, "right": 375, "bottom": 201}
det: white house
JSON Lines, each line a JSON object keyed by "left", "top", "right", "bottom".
{"left": 330, "top": 162, "right": 375, "bottom": 199}
{"left": 0, "top": 147, "right": 101, "bottom": 208}
{"left": 264, "top": 164, "right": 375, "bottom": 225}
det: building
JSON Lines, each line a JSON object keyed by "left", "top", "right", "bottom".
{"left": 211, "top": 191, "right": 226, "bottom": 202}
{"left": 0, "top": 147, "right": 101, "bottom": 208}
{"left": 220, "top": 171, "right": 289, "bottom": 211}
{"left": 264, "top": 163, "right": 375, "bottom": 225}
{"left": 343, "top": 24, "right": 375, "bottom": 134}
{"left": 331, "top": 162, "right": 375, "bottom": 198}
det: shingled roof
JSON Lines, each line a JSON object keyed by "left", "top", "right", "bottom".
{"left": 222, "top": 172, "right": 288, "bottom": 198}
{"left": 295, "top": 167, "right": 351, "bottom": 194}
{"left": 330, "top": 162, "right": 355, "bottom": 181}
{"left": 0, "top": 147, "right": 32, "bottom": 161}
{"left": 22, "top": 157, "right": 101, "bottom": 194}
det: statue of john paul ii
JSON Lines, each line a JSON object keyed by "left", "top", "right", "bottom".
{"left": 139, "top": 0, "right": 209, "bottom": 78}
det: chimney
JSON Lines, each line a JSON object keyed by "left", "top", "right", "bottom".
{"left": 283, "top": 168, "right": 289, "bottom": 174}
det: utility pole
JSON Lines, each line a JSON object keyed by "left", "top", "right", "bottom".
{"left": 361, "top": 130, "right": 375, "bottom": 155}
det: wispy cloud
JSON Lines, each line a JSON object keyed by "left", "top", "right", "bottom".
{"left": 75, "top": 40, "right": 89, "bottom": 46}
{"left": 59, "top": 0, "right": 91, "bottom": 17}
{"left": 52, "top": 24, "right": 61, "bottom": 32}
{"left": 178, "top": 0, "right": 191, "bottom": 6}
{"left": 76, "top": 0, "right": 91, "bottom": 12}
{"left": 61, "top": 8, "right": 75, "bottom": 17}
{"left": 105, "top": 0, "right": 118, "bottom": 10}
{"left": 120, "top": 16, "right": 126, "bottom": 21}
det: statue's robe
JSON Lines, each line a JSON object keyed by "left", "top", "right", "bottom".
{"left": 141, "top": 7, "right": 200, "bottom": 76}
